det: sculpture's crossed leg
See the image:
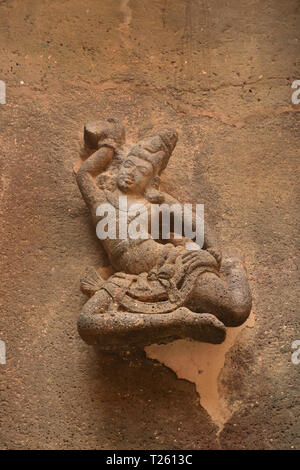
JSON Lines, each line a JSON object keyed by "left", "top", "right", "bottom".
{"left": 186, "top": 248, "right": 252, "bottom": 327}
{"left": 77, "top": 249, "right": 251, "bottom": 350}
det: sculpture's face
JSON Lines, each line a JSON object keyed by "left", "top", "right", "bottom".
{"left": 117, "top": 154, "right": 154, "bottom": 194}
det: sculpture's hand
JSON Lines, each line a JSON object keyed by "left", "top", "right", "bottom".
{"left": 206, "top": 246, "right": 222, "bottom": 266}
{"left": 84, "top": 117, "right": 125, "bottom": 150}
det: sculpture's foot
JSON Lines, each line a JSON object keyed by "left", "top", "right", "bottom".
{"left": 77, "top": 305, "right": 226, "bottom": 351}
{"left": 173, "top": 308, "right": 226, "bottom": 345}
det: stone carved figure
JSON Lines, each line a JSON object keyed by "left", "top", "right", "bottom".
{"left": 75, "top": 118, "right": 252, "bottom": 350}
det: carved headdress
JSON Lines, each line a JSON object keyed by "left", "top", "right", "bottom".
{"left": 129, "top": 128, "right": 178, "bottom": 176}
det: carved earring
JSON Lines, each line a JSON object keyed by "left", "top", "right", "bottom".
{"left": 151, "top": 176, "right": 161, "bottom": 189}
{"left": 144, "top": 176, "right": 165, "bottom": 203}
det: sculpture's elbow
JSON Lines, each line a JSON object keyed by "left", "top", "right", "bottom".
{"left": 75, "top": 167, "right": 85, "bottom": 185}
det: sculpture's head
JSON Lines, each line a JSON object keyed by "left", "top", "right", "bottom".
{"left": 117, "top": 128, "right": 178, "bottom": 199}
{"left": 117, "top": 154, "right": 154, "bottom": 194}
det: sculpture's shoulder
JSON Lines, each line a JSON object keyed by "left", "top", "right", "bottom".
{"left": 160, "top": 191, "right": 181, "bottom": 205}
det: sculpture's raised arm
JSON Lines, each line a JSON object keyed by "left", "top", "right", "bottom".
{"left": 75, "top": 118, "right": 125, "bottom": 222}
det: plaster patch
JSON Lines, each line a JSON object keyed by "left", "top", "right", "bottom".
{"left": 145, "top": 313, "right": 255, "bottom": 433}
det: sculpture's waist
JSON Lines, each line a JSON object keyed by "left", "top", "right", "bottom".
{"left": 102, "top": 237, "right": 147, "bottom": 259}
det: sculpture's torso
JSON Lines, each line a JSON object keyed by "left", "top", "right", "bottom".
{"left": 98, "top": 189, "right": 166, "bottom": 274}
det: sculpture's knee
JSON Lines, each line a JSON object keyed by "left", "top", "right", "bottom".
{"left": 222, "top": 302, "right": 252, "bottom": 327}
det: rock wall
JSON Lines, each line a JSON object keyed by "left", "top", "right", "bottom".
{"left": 0, "top": 0, "right": 299, "bottom": 449}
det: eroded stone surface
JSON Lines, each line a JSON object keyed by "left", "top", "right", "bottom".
{"left": 75, "top": 121, "right": 251, "bottom": 349}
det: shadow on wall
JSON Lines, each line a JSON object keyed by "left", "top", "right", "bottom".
{"left": 82, "top": 346, "right": 219, "bottom": 449}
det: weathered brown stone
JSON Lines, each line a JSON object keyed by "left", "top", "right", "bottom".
{"left": 75, "top": 119, "right": 252, "bottom": 349}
